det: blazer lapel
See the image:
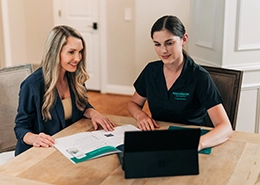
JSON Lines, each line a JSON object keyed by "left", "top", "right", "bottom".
{"left": 69, "top": 84, "right": 79, "bottom": 122}
{"left": 53, "top": 90, "right": 66, "bottom": 128}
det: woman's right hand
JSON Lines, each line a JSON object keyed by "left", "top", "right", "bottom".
{"left": 128, "top": 91, "right": 159, "bottom": 131}
{"left": 24, "top": 132, "right": 55, "bottom": 147}
{"left": 136, "top": 112, "right": 159, "bottom": 131}
{"left": 33, "top": 133, "right": 55, "bottom": 147}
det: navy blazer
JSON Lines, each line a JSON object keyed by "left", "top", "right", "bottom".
{"left": 14, "top": 68, "right": 92, "bottom": 156}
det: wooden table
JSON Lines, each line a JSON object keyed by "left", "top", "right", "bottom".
{"left": 0, "top": 115, "right": 260, "bottom": 185}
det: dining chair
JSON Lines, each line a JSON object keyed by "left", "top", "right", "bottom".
{"left": 201, "top": 65, "right": 243, "bottom": 130}
{"left": 0, "top": 64, "right": 33, "bottom": 163}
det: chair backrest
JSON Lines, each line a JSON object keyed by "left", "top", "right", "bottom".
{"left": 0, "top": 64, "right": 33, "bottom": 152}
{"left": 201, "top": 65, "right": 243, "bottom": 130}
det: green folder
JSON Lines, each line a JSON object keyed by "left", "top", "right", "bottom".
{"left": 168, "top": 125, "right": 212, "bottom": 154}
{"left": 70, "top": 146, "right": 120, "bottom": 164}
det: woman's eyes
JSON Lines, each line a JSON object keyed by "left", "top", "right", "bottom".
{"left": 166, "top": 42, "right": 173, "bottom": 46}
{"left": 154, "top": 42, "right": 174, "bottom": 47}
{"left": 68, "top": 50, "right": 83, "bottom": 55}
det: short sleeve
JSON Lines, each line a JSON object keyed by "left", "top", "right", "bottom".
{"left": 133, "top": 65, "right": 149, "bottom": 98}
{"left": 196, "top": 72, "right": 223, "bottom": 110}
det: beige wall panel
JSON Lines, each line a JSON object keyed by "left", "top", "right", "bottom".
{"left": 236, "top": 88, "right": 259, "bottom": 133}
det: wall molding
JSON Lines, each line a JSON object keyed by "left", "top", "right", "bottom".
{"left": 192, "top": 55, "right": 260, "bottom": 72}
{"left": 238, "top": 85, "right": 260, "bottom": 133}
{"left": 223, "top": 63, "right": 260, "bottom": 72}
{"left": 52, "top": 0, "right": 60, "bottom": 25}
{"left": 242, "top": 84, "right": 260, "bottom": 90}
{"left": 256, "top": 87, "right": 260, "bottom": 133}
{"left": 195, "top": 0, "right": 217, "bottom": 50}
{"left": 191, "top": 56, "right": 220, "bottom": 67}
{"left": 99, "top": 0, "right": 108, "bottom": 94}
{"left": 236, "top": 0, "right": 260, "bottom": 51}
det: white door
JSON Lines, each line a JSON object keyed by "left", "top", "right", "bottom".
{"left": 55, "top": 0, "right": 100, "bottom": 90}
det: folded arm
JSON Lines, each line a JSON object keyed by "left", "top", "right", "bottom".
{"left": 199, "top": 104, "right": 233, "bottom": 151}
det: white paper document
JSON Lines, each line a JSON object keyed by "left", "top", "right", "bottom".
{"left": 54, "top": 124, "right": 140, "bottom": 164}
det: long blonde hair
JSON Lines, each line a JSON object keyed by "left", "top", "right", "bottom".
{"left": 41, "top": 25, "right": 89, "bottom": 120}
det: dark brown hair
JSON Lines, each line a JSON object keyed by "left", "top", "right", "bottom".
{"left": 151, "top": 15, "right": 186, "bottom": 39}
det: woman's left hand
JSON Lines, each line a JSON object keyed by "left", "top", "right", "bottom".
{"left": 84, "top": 108, "right": 115, "bottom": 131}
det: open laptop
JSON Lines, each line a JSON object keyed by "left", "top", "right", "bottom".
{"left": 118, "top": 128, "right": 201, "bottom": 179}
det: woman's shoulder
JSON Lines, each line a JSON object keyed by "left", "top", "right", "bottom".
{"left": 21, "top": 67, "right": 44, "bottom": 87}
{"left": 144, "top": 60, "right": 163, "bottom": 70}
{"left": 139, "top": 60, "right": 163, "bottom": 77}
{"left": 147, "top": 60, "right": 162, "bottom": 66}
{"left": 185, "top": 55, "right": 209, "bottom": 75}
{"left": 182, "top": 55, "right": 211, "bottom": 85}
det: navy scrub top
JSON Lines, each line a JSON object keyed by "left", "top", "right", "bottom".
{"left": 134, "top": 54, "right": 223, "bottom": 126}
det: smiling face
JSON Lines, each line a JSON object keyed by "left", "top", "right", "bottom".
{"left": 60, "top": 36, "right": 84, "bottom": 73}
{"left": 152, "top": 29, "right": 188, "bottom": 65}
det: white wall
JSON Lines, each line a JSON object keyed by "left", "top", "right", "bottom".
{"left": 189, "top": 0, "right": 225, "bottom": 66}
{"left": 229, "top": 0, "right": 260, "bottom": 133}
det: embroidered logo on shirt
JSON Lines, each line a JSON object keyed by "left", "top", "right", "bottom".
{"left": 172, "top": 92, "right": 190, "bottom": 100}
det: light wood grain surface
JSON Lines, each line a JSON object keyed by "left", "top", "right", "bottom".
{"left": 0, "top": 115, "right": 260, "bottom": 185}
{"left": 0, "top": 174, "right": 53, "bottom": 185}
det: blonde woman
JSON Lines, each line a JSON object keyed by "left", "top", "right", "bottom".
{"left": 14, "top": 25, "right": 114, "bottom": 156}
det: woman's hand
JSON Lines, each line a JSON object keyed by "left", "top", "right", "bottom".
{"left": 24, "top": 132, "right": 55, "bottom": 147}
{"left": 33, "top": 133, "right": 55, "bottom": 147}
{"left": 84, "top": 108, "right": 115, "bottom": 131}
{"left": 136, "top": 112, "right": 159, "bottom": 131}
{"left": 198, "top": 138, "right": 203, "bottom": 151}
{"left": 128, "top": 91, "right": 159, "bottom": 131}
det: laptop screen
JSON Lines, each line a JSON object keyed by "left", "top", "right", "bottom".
{"left": 122, "top": 128, "right": 201, "bottom": 179}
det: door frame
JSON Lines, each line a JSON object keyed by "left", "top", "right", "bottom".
{"left": 99, "top": 0, "right": 108, "bottom": 93}
{"left": 0, "top": 0, "right": 12, "bottom": 67}
{"left": 52, "top": 0, "right": 108, "bottom": 93}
